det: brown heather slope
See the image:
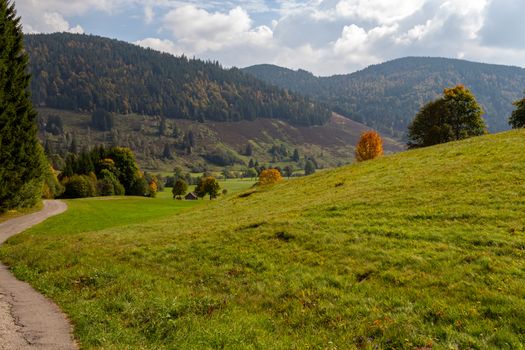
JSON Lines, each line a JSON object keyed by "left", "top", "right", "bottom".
{"left": 38, "top": 108, "right": 404, "bottom": 171}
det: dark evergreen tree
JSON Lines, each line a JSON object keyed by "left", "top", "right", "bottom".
{"left": 245, "top": 143, "right": 253, "bottom": 156}
{"left": 69, "top": 134, "right": 78, "bottom": 153}
{"left": 162, "top": 143, "right": 172, "bottom": 159}
{"left": 91, "top": 109, "right": 113, "bottom": 131}
{"left": 172, "top": 124, "right": 180, "bottom": 138}
{"left": 292, "top": 148, "right": 300, "bottom": 162}
{"left": 158, "top": 117, "right": 167, "bottom": 136}
{"left": 0, "top": 0, "right": 47, "bottom": 212}
{"left": 45, "top": 114, "right": 63, "bottom": 135}
{"left": 187, "top": 130, "right": 195, "bottom": 147}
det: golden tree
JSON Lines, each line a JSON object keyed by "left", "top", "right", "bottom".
{"left": 355, "top": 131, "right": 384, "bottom": 162}
{"left": 259, "top": 169, "right": 283, "bottom": 185}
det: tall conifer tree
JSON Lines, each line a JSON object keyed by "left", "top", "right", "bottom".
{"left": 0, "top": 0, "right": 46, "bottom": 212}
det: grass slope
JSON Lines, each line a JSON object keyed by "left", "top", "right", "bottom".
{"left": 2, "top": 131, "right": 525, "bottom": 349}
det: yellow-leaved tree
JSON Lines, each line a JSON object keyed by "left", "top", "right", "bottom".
{"left": 259, "top": 169, "right": 283, "bottom": 185}
{"left": 355, "top": 131, "right": 384, "bottom": 162}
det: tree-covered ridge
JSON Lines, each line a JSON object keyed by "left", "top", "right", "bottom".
{"left": 243, "top": 57, "right": 525, "bottom": 137}
{"left": 26, "top": 33, "right": 330, "bottom": 126}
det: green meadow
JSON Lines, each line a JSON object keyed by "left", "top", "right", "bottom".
{"left": 1, "top": 131, "right": 525, "bottom": 349}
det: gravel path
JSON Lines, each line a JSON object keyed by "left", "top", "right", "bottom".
{"left": 0, "top": 200, "right": 77, "bottom": 350}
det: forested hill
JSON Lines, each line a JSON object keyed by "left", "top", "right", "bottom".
{"left": 243, "top": 58, "right": 525, "bottom": 137}
{"left": 25, "top": 33, "right": 330, "bottom": 126}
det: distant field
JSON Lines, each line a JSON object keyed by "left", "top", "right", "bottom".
{"left": 1, "top": 131, "right": 525, "bottom": 349}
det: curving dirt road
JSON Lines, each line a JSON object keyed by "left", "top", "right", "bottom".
{"left": 0, "top": 200, "right": 77, "bottom": 350}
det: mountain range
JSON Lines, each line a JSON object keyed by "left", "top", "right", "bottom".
{"left": 243, "top": 58, "right": 525, "bottom": 138}
{"left": 24, "top": 33, "right": 525, "bottom": 170}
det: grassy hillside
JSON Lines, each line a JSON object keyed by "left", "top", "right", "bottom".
{"left": 244, "top": 58, "right": 525, "bottom": 137}
{"left": 38, "top": 108, "right": 403, "bottom": 172}
{"left": 2, "top": 131, "right": 525, "bottom": 348}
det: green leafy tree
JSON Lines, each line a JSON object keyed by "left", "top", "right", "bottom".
{"left": 304, "top": 160, "right": 316, "bottom": 175}
{"left": 0, "top": 0, "right": 47, "bottom": 212}
{"left": 407, "top": 85, "right": 486, "bottom": 148}
{"left": 283, "top": 165, "right": 294, "bottom": 178}
{"left": 106, "top": 147, "right": 140, "bottom": 194}
{"left": 195, "top": 176, "right": 220, "bottom": 200}
{"left": 172, "top": 179, "right": 188, "bottom": 199}
{"left": 243, "top": 168, "right": 257, "bottom": 179}
{"left": 509, "top": 95, "right": 525, "bottom": 129}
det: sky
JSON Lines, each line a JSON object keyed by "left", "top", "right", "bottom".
{"left": 15, "top": 0, "right": 525, "bottom": 76}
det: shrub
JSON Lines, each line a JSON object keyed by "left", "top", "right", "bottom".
{"left": 62, "top": 174, "right": 97, "bottom": 198}
{"left": 97, "top": 169, "right": 125, "bottom": 196}
{"left": 259, "top": 169, "right": 283, "bottom": 185}
{"left": 304, "top": 161, "right": 316, "bottom": 175}
{"left": 355, "top": 131, "right": 384, "bottom": 162}
{"left": 203, "top": 149, "right": 244, "bottom": 166}
{"left": 128, "top": 176, "right": 149, "bottom": 196}
{"left": 148, "top": 181, "right": 158, "bottom": 198}
{"left": 42, "top": 164, "right": 64, "bottom": 199}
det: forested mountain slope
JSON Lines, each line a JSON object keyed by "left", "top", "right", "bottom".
{"left": 244, "top": 57, "right": 525, "bottom": 137}
{"left": 25, "top": 33, "right": 330, "bottom": 126}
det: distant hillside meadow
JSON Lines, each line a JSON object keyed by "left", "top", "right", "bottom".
{"left": 243, "top": 58, "right": 525, "bottom": 137}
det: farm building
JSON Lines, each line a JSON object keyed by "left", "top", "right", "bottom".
{"left": 185, "top": 192, "right": 198, "bottom": 200}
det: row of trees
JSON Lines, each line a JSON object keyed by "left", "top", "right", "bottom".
{"left": 59, "top": 146, "right": 157, "bottom": 198}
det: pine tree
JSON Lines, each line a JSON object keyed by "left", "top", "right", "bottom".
{"left": 162, "top": 143, "right": 172, "bottom": 159}
{"left": 292, "top": 148, "right": 300, "bottom": 162}
{"left": 158, "top": 117, "right": 167, "bottom": 137}
{"left": 0, "top": 0, "right": 47, "bottom": 212}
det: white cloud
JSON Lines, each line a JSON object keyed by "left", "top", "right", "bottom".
{"left": 144, "top": 6, "right": 154, "bottom": 24}
{"left": 162, "top": 5, "right": 252, "bottom": 52}
{"left": 134, "top": 38, "right": 185, "bottom": 56}
{"left": 22, "top": 11, "right": 84, "bottom": 34}
{"left": 335, "top": 0, "right": 425, "bottom": 24}
{"left": 16, "top": 0, "right": 122, "bottom": 33}
{"left": 15, "top": 0, "right": 525, "bottom": 75}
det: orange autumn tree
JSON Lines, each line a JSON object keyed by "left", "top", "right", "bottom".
{"left": 355, "top": 131, "right": 384, "bottom": 162}
{"left": 259, "top": 169, "right": 283, "bottom": 185}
